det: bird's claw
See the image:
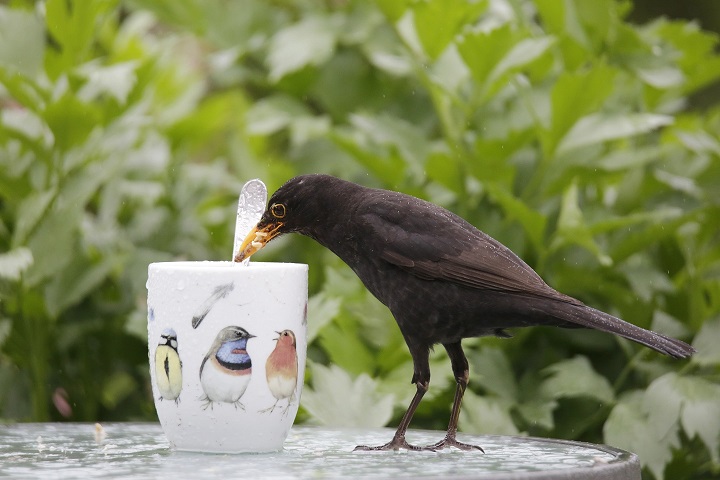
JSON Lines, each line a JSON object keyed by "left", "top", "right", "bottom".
{"left": 354, "top": 436, "right": 425, "bottom": 452}
{"left": 426, "top": 436, "right": 484, "bottom": 453}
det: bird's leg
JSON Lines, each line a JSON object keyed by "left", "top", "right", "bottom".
{"left": 354, "top": 380, "right": 428, "bottom": 451}
{"left": 354, "top": 346, "right": 430, "bottom": 451}
{"left": 260, "top": 400, "right": 279, "bottom": 414}
{"left": 427, "top": 342, "right": 484, "bottom": 452}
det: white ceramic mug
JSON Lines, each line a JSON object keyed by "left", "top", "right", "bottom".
{"left": 147, "top": 261, "right": 308, "bottom": 453}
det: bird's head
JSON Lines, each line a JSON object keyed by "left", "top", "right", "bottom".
{"left": 217, "top": 326, "right": 255, "bottom": 343}
{"left": 160, "top": 328, "right": 178, "bottom": 349}
{"left": 275, "top": 329, "right": 296, "bottom": 347}
{"left": 234, "top": 174, "right": 355, "bottom": 262}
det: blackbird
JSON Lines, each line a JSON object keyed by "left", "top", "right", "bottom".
{"left": 234, "top": 174, "right": 695, "bottom": 451}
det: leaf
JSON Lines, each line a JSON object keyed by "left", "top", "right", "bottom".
{"left": 470, "top": 347, "right": 518, "bottom": 401}
{"left": 0, "top": 248, "right": 34, "bottom": 281}
{"left": 543, "top": 64, "right": 616, "bottom": 156}
{"left": 24, "top": 161, "right": 119, "bottom": 286}
{"left": 557, "top": 113, "right": 673, "bottom": 155}
{"left": 11, "top": 189, "right": 56, "bottom": 247}
{"left": 266, "top": 15, "right": 338, "bottom": 81}
{"left": 23, "top": 206, "right": 79, "bottom": 287}
{"left": 517, "top": 397, "right": 557, "bottom": 431}
{"left": 245, "top": 94, "right": 310, "bottom": 136}
{"left": 307, "top": 292, "right": 341, "bottom": 343}
{"left": 77, "top": 61, "right": 139, "bottom": 105}
{"left": 44, "top": 255, "right": 118, "bottom": 317}
{"left": 485, "top": 183, "right": 546, "bottom": 251}
{"left": 540, "top": 356, "right": 614, "bottom": 403}
{"left": 459, "top": 390, "right": 520, "bottom": 435}
{"left": 44, "top": 0, "right": 115, "bottom": 78}
{"left": 373, "top": 0, "right": 409, "bottom": 23}
{"left": 1, "top": 108, "right": 53, "bottom": 146}
{"left": 348, "top": 113, "right": 429, "bottom": 166}
{"left": 457, "top": 24, "right": 518, "bottom": 93}
{"left": 551, "top": 182, "right": 612, "bottom": 266}
{"left": 412, "top": 0, "right": 487, "bottom": 60}
{"left": 43, "top": 92, "right": 102, "bottom": 151}
{"left": 0, "top": 6, "right": 44, "bottom": 77}
{"left": 536, "top": 0, "right": 618, "bottom": 52}
{"left": 645, "top": 373, "right": 720, "bottom": 463}
{"left": 691, "top": 317, "right": 720, "bottom": 367}
{"left": 618, "top": 255, "right": 675, "bottom": 303}
{"left": 656, "top": 20, "right": 720, "bottom": 94}
{"left": 593, "top": 145, "right": 667, "bottom": 172}
{"left": 425, "top": 150, "right": 464, "bottom": 193}
{"left": 604, "top": 391, "right": 679, "bottom": 480}
{"left": 675, "top": 378, "right": 720, "bottom": 462}
{"left": 634, "top": 66, "right": 685, "bottom": 89}
{"left": 318, "top": 311, "right": 376, "bottom": 376}
{"left": 488, "top": 36, "right": 556, "bottom": 87}
{"left": 302, "top": 363, "right": 394, "bottom": 427}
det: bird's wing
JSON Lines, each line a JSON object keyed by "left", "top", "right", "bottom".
{"left": 358, "top": 194, "right": 581, "bottom": 305}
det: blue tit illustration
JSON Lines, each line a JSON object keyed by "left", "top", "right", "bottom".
{"left": 191, "top": 282, "right": 234, "bottom": 329}
{"left": 155, "top": 328, "right": 182, "bottom": 403}
{"left": 261, "top": 329, "right": 298, "bottom": 415}
{"left": 200, "top": 326, "right": 255, "bottom": 409}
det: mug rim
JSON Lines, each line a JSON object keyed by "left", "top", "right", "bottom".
{"left": 149, "top": 261, "right": 308, "bottom": 271}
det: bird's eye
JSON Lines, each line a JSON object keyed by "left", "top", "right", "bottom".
{"left": 270, "top": 203, "right": 286, "bottom": 219}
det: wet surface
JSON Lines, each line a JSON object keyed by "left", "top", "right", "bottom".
{"left": 0, "top": 423, "right": 639, "bottom": 479}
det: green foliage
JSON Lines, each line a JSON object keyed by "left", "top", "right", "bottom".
{"left": 1, "top": 1, "right": 719, "bottom": 478}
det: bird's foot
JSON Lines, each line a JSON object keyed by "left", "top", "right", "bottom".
{"left": 259, "top": 404, "right": 276, "bottom": 414}
{"left": 354, "top": 436, "right": 424, "bottom": 452}
{"left": 425, "top": 435, "right": 484, "bottom": 453}
{"left": 200, "top": 396, "right": 213, "bottom": 411}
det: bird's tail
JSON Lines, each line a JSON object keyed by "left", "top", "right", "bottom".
{"left": 542, "top": 301, "right": 695, "bottom": 359}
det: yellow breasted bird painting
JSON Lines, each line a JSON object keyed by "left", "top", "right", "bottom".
{"left": 155, "top": 328, "right": 182, "bottom": 403}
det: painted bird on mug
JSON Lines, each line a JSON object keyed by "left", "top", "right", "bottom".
{"left": 261, "top": 329, "right": 298, "bottom": 414}
{"left": 200, "top": 326, "right": 255, "bottom": 410}
{"left": 155, "top": 328, "right": 182, "bottom": 403}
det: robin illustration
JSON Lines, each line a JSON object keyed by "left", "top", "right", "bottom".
{"left": 262, "top": 329, "right": 298, "bottom": 414}
{"left": 199, "top": 326, "right": 255, "bottom": 410}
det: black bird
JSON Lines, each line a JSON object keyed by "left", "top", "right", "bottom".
{"left": 234, "top": 174, "right": 695, "bottom": 451}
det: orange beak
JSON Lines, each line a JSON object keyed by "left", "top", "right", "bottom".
{"left": 233, "top": 222, "right": 284, "bottom": 263}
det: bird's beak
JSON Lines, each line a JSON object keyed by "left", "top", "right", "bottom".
{"left": 233, "top": 222, "right": 284, "bottom": 263}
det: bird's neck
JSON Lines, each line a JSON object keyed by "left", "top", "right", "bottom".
{"left": 216, "top": 340, "right": 251, "bottom": 369}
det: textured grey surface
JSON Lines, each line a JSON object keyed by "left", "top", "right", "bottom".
{"left": 0, "top": 423, "right": 640, "bottom": 479}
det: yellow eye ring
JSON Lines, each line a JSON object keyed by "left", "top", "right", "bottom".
{"left": 270, "top": 203, "right": 286, "bottom": 219}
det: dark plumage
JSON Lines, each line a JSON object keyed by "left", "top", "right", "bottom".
{"left": 235, "top": 174, "right": 695, "bottom": 451}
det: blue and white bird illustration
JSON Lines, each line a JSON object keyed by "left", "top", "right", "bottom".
{"left": 155, "top": 328, "right": 182, "bottom": 403}
{"left": 200, "top": 326, "right": 255, "bottom": 409}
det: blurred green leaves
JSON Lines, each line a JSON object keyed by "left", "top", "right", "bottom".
{"left": 1, "top": 1, "right": 719, "bottom": 478}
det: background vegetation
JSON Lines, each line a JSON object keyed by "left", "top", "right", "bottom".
{"left": 1, "top": 0, "right": 719, "bottom": 478}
